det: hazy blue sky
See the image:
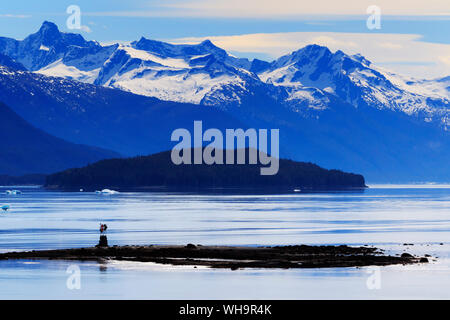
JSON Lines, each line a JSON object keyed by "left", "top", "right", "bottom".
{"left": 0, "top": 1, "right": 449, "bottom": 78}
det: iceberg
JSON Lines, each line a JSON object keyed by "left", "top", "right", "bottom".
{"left": 96, "top": 189, "right": 119, "bottom": 195}
{"left": 5, "top": 190, "right": 22, "bottom": 195}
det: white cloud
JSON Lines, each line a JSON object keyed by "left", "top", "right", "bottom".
{"left": 85, "top": 0, "right": 450, "bottom": 18}
{"left": 439, "top": 55, "right": 450, "bottom": 66}
{"left": 159, "top": 0, "right": 450, "bottom": 18}
{"left": 171, "top": 32, "right": 450, "bottom": 79}
{"left": 379, "top": 42, "right": 403, "bottom": 49}
{"left": 0, "top": 14, "right": 31, "bottom": 18}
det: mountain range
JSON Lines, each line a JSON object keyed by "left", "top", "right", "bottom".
{"left": 0, "top": 21, "right": 449, "bottom": 182}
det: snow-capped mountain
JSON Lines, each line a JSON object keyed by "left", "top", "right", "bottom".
{"left": 259, "top": 45, "right": 449, "bottom": 129}
{"left": 93, "top": 38, "right": 257, "bottom": 105}
{"left": 0, "top": 21, "right": 116, "bottom": 74}
{"left": 0, "top": 22, "right": 255, "bottom": 105}
{"left": 0, "top": 21, "right": 448, "bottom": 130}
{"left": 0, "top": 21, "right": 449, "bottom": 182}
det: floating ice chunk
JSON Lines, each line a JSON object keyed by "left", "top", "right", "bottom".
{"left": 102, "top": 189, "right": 119, "bottom": 194}
{"left": 96, "top": 189, "right": 119, "bottom": 195}
{"left": 5, "top": 190, "right": 21, "bottom": 195}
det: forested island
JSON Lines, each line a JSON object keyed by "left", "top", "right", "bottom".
{"left": 45, "top": 149, "right": 366, "bottom": 191}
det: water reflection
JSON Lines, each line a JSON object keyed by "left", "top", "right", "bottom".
{"left": 0, "top": 186, "right": 449, "bottom": 299}
{"left": 0, "top": 186, "right": 449, "bottom": 252}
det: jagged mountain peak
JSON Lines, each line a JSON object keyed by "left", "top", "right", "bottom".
{"left": 38, "top": 21, "right": 60, "bottom": 34}
{"left": 278, "top": 44, "right": 331, "bottom": 64}
{"left": 0, "top": 21, "right": 97, "bottom": 70}
{"left": 294, "top": 44, "right": 331, "bottom": 56}
{"left": 261, "top": 44, "right": 367, "bottom": 88}
{"left": 199, "top": 39, "right": 217, "bottom": 48}
{"left": 273, "top": 44, "right": 371, "bottom": 72}
{"left": 27, "top": 21, "right": 63, "bottom": 47}
{"left": 132, "top": 36, "right": 227, "bottom": 60}
{"left": 133, "top": 37, "right": 170, "bottom": 51}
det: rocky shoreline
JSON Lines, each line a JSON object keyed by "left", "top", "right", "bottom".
{"left": 0, "top": 244, "right": 430, "bottom": 270}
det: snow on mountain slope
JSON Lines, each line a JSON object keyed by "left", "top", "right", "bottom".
{"left": 108, "top": 69, "right": 246, "bottom": 104}
{"left": 259, "top": 44, "right": 449, "bottom": 129}
{"left": 0, "top": 22, "right": 257, "bottom": 105}
{"left": 0, "top": 21, "right": 448, "bottom": 131}
{"left": 379, "top": 69, "right": 450, "bottom": 100}
{"left": 93, "top": 43, "right": 253, "bottom": 104}
{"left": 121, "top": 46, "right": 191, "bottom": 69}
{"left": 36, "top": 59, "right": 101, "bottom": 82}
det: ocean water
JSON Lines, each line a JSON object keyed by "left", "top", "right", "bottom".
{"left": 0, "top": 185, "right": 449, "bottom": 299}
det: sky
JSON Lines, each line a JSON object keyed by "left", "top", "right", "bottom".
{"left": 0, "top": 0, "right": 449, "bottom": 79}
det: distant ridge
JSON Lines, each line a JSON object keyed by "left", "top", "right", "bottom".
{"left": 0, "top": 102, "right": 119, "bottom": 175}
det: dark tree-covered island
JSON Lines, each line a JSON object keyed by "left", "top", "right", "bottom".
{"left": 45, "top": 149, "right": 366, "bottom": 191}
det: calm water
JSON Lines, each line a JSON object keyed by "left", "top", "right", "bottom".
{"left": 0, "top": 185, "right": 449, "bottom": 299}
